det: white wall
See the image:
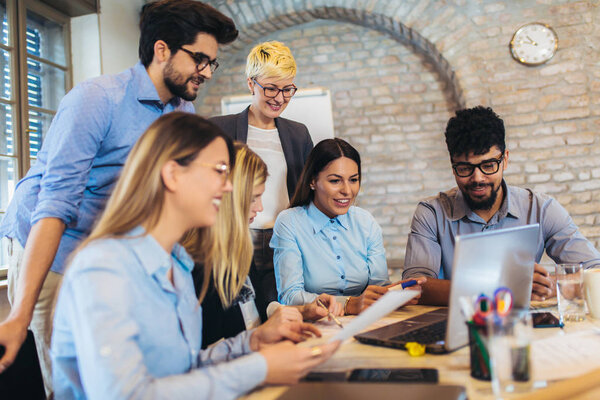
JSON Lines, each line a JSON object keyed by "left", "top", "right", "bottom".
{"left": 70, "top": 14, "right": 101, "bottom": 85}
{"left": 71, "top": 0, "right": 144, "bottom": 84}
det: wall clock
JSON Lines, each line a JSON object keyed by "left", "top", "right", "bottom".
{"left": 509, "top": 22, "right": 558, "bottom": 66}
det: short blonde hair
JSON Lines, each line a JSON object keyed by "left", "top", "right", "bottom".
{"left": 245, "top": 41, "right": 296, "bottom": 80}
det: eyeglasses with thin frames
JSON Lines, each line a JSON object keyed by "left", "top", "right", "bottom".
{"left": 452, "top": 154, "right": 504, "bottom": 177}
{"left": 252, "top": 79, "right": 297, "bottom": 99}
{"left": 179, "top": 47, "right": 219, "bottom": 73}
{"left": 198, "top": 162, "right": 230, "bottom": 184}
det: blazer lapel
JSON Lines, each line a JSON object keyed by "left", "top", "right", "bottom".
{"left": 275, "top": 117, "right": 294, "bottom": 170}
{"left": 236, "top": 106, "right": 251, "bottom": 142}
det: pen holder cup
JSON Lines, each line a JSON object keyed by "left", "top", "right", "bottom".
{"left": 466, "top": 322, "right": 491, "bottom": 381}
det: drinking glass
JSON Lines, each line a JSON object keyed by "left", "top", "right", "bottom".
{"left": 488, "top": 310, "right": 533, "bottom": 399}
{"left": 555, "top": 263, "right": 585, "bottom": 322}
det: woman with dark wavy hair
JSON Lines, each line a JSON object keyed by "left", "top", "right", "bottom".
{"left": 271, "top": 138, "right": 424, "bottom": 315}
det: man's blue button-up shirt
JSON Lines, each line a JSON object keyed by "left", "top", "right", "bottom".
{"left": 0, "top": 62, "right": 194, "bottom": 273}
{"left": 403, "top": 182, "right": 600, "bottom": 280}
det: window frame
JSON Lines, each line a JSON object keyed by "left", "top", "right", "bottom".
{"left": 17, "top": 0, "right": 72, "bottom": 176}
{"left": 0, "top": 0, "right": 72, "bottom": 279}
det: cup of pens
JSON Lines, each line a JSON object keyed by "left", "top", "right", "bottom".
{"left": 466, "top": 319, "right": 491, "bottom": 380}
{"left": 462, "top": 287, "right": 517, "bottom": 383}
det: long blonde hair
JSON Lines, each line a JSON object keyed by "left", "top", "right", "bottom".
{"left": 76, "top": 113, "right": 234, "bottom": 300}
{"left": 183, "top": 143, "right": 267, "bottom": 306}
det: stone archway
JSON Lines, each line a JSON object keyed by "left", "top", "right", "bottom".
{"left": 215, "top": 4, "right": 465, "bottom": 109}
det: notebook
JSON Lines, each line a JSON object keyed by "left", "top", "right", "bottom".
{"left": 354, "top": 224, "right": 539, "bottom": 353}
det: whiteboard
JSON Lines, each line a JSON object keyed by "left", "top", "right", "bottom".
{"left": 220, "top": 88, "right": 335, "bottom": 145}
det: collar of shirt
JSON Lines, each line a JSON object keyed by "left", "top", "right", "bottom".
{"left": 126, "top": 226, "right": 194, "bottom": 280}
{"left": 306, "top": 202, "right": 350, "bottom": 234}
{"left": 450, "top": 180, "right": 520, "bottom": 223}
{"left": 133, "top": 61, "right": 182, "bottom": 109}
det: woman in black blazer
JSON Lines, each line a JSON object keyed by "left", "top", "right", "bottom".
{"left": 211, "top": 41, "right": 313, "bottom": 308}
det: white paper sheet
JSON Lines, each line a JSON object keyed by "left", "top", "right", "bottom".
{"left": 328, "top": 290, "right": 419, "bottom": 342}
{"left": 299, "top": 289, "right": 419, "bottom": 349}
{"left": 532, "top": 329, "right": 600, "bottom": 381}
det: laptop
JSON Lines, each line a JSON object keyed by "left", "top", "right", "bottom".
{"left": 354, "top": 224, "right": 539, "bottom": 353}
{"left": 277, "top": 382, "right": 467, "bottom": 400}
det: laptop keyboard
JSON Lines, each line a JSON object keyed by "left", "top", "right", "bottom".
{"left": 389, "top": 319, "right": 447, "bottom": 344}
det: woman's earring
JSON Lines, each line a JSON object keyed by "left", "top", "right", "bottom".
{"left": 310, "top": 185, "right": 315, "bottom": 190}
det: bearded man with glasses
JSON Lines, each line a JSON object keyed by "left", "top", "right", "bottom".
{"left": 0, "top": 1, "right": 237, "bottom": 394}
{"left": 403, "top": 106, "right": 600, "bottom": 305}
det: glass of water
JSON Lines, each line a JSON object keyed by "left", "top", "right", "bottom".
{"left": 488, "top": 310, "right": 533, "bottom": 399}
{"left": 556, "top": 263, "right": 585, "bottom": 322}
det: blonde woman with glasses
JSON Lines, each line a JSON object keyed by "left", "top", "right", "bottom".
{"left": 185, "top": 143, "right": 342, "bottom": 348}
{"left": 211, "top": 41, "right": 313, "bottom": 311}
{"left": 50, "top": 113, "right": 338, "bottom": 400}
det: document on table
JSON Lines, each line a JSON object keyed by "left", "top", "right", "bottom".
{"left": 532, "top": 329, "right": 600, "bottom": 381}
{"left": 300, "top": 290, "right": 419, "bottom": 346}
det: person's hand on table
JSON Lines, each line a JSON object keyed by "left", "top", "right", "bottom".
{"left": 269, "top": 305, "right": 303, "bottom": 324}
{"left": 260, "top": 339, "right": 341, "bottom": 384}
{"left": 0, "top": 318, "right": 28, "bottom": 373}
{"left": 387, "top": 277, "right": 427, "bottom": 305}
{"left": 531, "top": 263, "right": 555, "bottom": 301}
{"left": 250, "top": 310, "right": 321, "bottom": 350}
{"left": 344, "top": 285, "right": 388, "bottom": 315}
{"left": 301, "top": 293, "right": 343, "bottom": 321}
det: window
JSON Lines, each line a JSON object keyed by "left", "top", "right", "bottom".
{"left": 0, "top": 0, "right": 71, "bottom": 278}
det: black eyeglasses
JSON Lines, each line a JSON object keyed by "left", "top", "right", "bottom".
{"left": 252, "top": 79, "right": 297, "bottom": 98}
{"left": 452, "top": 154, "right": 504, "bottom": 177}
{"left": 179, "top": 47, "right": 219, "bottom": 73}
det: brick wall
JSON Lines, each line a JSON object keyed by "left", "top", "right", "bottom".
{"left": 197, "top": 0, "right": 600, "bottom": 261}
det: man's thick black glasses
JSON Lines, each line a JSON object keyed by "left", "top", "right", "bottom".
{"left": 179, "top": 47, "right": 219, "bottom": 73}
{"left": 452, "top": 154, "right": 504, "bottom": 177}
{"left": 252, "top": 79, "right": 297, "bottom": 98}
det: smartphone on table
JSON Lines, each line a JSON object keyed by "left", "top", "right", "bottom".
{"left": 531, "top": 312, "right": 563, "bottom": 328}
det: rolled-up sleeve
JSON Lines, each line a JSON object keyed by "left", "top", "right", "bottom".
{"left": 271, "top": 213, "right": 318, "bottom": 305}
{"left": 32, "top": 83, "right": 111, "bottom": 227}
{"left": 403, "top": 202, "right": 442, "bottom": 279}
{"left": 541, "top": 197, "right": 600, "bottom": 269}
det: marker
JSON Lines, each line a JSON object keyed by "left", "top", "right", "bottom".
{"left": 317, "top": 298, "right": 344, "bottom": 328}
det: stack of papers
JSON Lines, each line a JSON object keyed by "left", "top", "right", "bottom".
{"left": 532, "top": 329, "right": 600, "bottom": 381}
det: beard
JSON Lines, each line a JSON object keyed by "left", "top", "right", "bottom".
{"left": 163, "top": 61, "right": 203, "bottom": 102}
{"left": 462, "top": 182, "right": 500, "bottom": 211}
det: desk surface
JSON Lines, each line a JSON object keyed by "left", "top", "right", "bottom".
{"left": 243, "top": 305, "right": 600, "bottom": 400}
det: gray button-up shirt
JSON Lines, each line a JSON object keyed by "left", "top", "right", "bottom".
{"left": 403, "top": 181, "right": 600, "bottom": 279}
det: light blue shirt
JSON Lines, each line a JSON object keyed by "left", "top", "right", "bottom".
{"left": 403, "top": 182, "right": 600, "bottom": 280}
{"left": 0, "top": 62, "right": 194, "bottom": 274}
{"left": 271, "top": 203, "right": 389, "bottom": 305}
{"left": 51, "top": 227, "right": 267, "bottom": 400}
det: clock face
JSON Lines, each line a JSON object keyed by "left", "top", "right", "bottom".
{"left": 510, "top": 23, "right": 558, "bottom": 65}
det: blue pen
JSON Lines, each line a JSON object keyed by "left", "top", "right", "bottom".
{"left": 401, "top": 279, "right": 418, "bottom": 289}
{"left": 389, "top": 279, "right": 418, "bottom": 291}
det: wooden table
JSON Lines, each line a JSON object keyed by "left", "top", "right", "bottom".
{"left": 243, "top": 305, "right": 600, "bottom": 400}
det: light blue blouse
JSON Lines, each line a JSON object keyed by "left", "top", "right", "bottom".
{"left": 51, "top": 227, "right": 267, "bottom": 400}
{"left": 271, "top": 203, "right": 389, "bottom": 305}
